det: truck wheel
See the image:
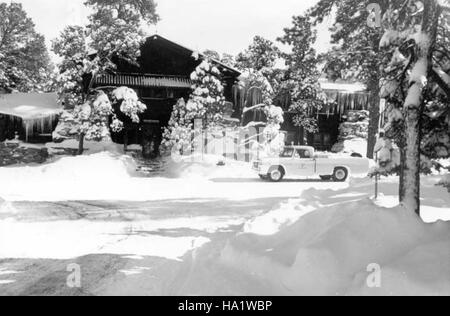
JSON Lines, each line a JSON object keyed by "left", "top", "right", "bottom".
{"left": 333, "top": 167, "right": 348, "bottom": 182}
{"left": 268, "top": 167, "right": 284, "bottom": 182}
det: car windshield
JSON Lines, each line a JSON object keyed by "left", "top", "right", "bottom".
{"left": 280, "top": 148, "right": 295, "bottom": 158}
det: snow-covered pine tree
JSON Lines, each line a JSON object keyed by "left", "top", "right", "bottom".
{"left": 189, "top": 60, "right": 226, "bottom": 126}
{"left": 162, "top": 59, "right": 227, "bottom": 155}
{"left": 52, "top": 0, "right": 158, "bottom": 154}
{"left": 236, "top": 36, "right": 282, "bottom": 89}
{"left": 236, "top": 36, "right": 281, "bottom": 72}
{"left": 52, "top": 26, "right": 91, "bottom": 110}
{"left": 161, "top": 98, "right": 194, "bottom": 155}
{"left": 278, "top": 15, "right": 327, "bottom": 135}
{"left": 308, "top": 0, "right": 384, "bottom": 159}
{"left": 0, "top": 3, "right": 54, "bottom": 92}
{"left": 379, "top": 0, "right": 448, "bottom": 215}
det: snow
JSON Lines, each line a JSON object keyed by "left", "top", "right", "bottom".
{"left": 0, "top": 93, "right": 60, "bottom": 120}
{"left": 409, "top": 58, "right": 428, "bottom": 86}
{"left": 405, "top": 84, "right": 423, "bottom": 108}
{"left": 339, "top": 138, "right": 368, "bottom": 157}
{"left": 435, "top": 67, "right": 450, "bottom": 86}
{"left": 195, "top": 179, "right": 450, "bottom": 296}
{"left": 0, "top": 152, "right": 348, "bottom": 202}
{"left": 319, "top": 81, "right": 366, "bottom": 93}
{"left": 0, "top": 151, "right": 448, "bottom": 295}
{"left": 45, "top": 139, "right": 124, "bottom": 155}
{"left": 1, "top": 137, "right": 449, "bottom": 288}
{"left": 0, "top": 218, "right": 211, "bottom": 260}
{"left": 380, "top": 30, "right": 401, "bottom": 48}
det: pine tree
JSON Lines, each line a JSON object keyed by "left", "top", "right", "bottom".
{"left": 162, "top": 98, "right": 194, "bottom": 155}
{"left": 0, "top": 3, "right": 53, "bottom": 92}
{"left": 308, "top": 0, "right": 384, "bottom": 159}
{"left": 236, "top": 36, "right": 281, "bottom": 72}
{"left": 163, "top": 59, "right": 227, "bottom": 154}
{"left": 278, "top": 15, "right": 327, "bottom": 134}
{"left": 379, "top": 0, "right": 448, "bottom": 215}
{"left": 189, "top": 60, "right": 226, "bottom": 126}
{"left": 236, "top": 36, "right": 283, "bottom": 91}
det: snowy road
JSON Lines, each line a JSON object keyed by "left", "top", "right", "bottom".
{"left": 0, "top": 177, "right": 344, "bottom": 296}
{"left": 1, "top": 154, "right": 448, "bottom": 296}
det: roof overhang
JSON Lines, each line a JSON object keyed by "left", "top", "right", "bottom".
{"left": 95, "top": 73, "right": 193, "bottom": 89}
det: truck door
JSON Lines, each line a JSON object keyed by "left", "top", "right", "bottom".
{"left": 295, "top": 149, "right": 316, "bottom": 177}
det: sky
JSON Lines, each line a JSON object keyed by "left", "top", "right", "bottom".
{"left": 11, "top": 0, "right": 333, "bottom": 59}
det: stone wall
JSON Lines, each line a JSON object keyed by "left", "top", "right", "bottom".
{"left": 0, "top": 141, "right": 49, "bottom": 166}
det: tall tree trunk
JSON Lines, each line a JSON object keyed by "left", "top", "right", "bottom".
{"left": 402, "top": 0, "right": 440, "bottom": 216}
{"left": 367, "top": 80, "right": 381, "bottom": 159}
{"left": 78, "top": 133, "right": 85, "bottom": 155}
{"left": 398, "top": 145, "right": 407, "bottom": 203}
{"left": 403, "top": 103, "right": 422, "bottom": 215}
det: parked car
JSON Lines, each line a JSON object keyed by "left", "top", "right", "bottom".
{"left": 253, "top": 146, "right": 369, "bottom": 182}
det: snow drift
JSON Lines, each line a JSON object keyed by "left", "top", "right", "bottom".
{"left": 175, "top": 181, "right": 450, "bottom": 296}
{"left": 216, "top": 192, "right": 450, "bottom": 296}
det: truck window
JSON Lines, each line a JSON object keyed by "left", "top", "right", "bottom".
{"left": 280, "top": 148, "right": 295, "bottom": 158}
{"left": 297, "top": 149, "right": 312, "bottom": 159}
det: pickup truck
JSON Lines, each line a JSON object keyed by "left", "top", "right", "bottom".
{"left": 253, "top": 146, "right": 369, "bottom": 182}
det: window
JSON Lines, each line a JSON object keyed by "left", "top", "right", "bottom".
{"left": 280, "top": 148, "right": 295, "bottom": 158}
{"left": 296, "top": 149, "right": 312, "bottom": 159}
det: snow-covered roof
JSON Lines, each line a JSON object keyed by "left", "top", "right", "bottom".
{"left": 0, "top": 93, "right": 60, "bottom": 120}
{"left": 320, "top": 81, "right": 367, "bottom": 93}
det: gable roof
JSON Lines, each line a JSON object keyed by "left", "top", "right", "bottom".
{"left": 147, "top": 34, "right": 241, "bottom": 77}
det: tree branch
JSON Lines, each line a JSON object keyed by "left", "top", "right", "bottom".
{"left": 430, "top": 68, "right": 450, "bottom": 99}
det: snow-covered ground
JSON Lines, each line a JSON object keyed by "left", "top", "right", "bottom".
{"left": 0, "top": 152, "right": 350, "bottom": 202}
{"left": 0, "top": 153, "right": 449, "bottom": 296}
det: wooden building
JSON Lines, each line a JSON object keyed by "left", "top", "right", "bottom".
{"left": 278, "top": 81, "right": 370, "bottom": 151}
{"left": 0, "top": 92, "right": 59, "bottom": 143}
{"left": 92, "top": 35, "right": 241, "bottom": 157}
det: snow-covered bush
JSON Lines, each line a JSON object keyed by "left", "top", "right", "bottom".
{"left": 111, "top": 87, "right": 147, "bottom": 123}
{"left": 162, "top": 98, "right": 195, "bottom": 155}
{"left": 54, "top": 87, "right": 146, "bottom": 145}
{"left": 162, "top": 59, "right": 227, "bottom": 155}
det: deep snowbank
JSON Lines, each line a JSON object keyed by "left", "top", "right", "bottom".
{"left": 213, "top": 186, "right": 450, "bottom": 296}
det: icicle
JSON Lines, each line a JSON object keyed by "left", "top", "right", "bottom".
{"left": 23, "top": 120, "right": 31, "bottom": 142}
